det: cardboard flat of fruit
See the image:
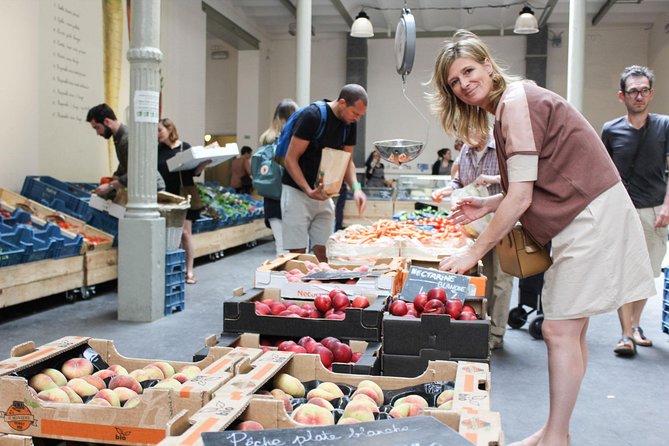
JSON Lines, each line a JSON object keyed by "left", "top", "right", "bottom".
{"left": 255, "top": 253, "right": 404, "bottom": 298}
{"left": 159, "top": 356, "right": 498, "bottom": 446}
{"left": 0, "top": 336, "right": 264, "bottom": 445}
{"left": 223, "top": 287, "right": 386, "bottom": 342}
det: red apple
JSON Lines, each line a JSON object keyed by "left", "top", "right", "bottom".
{"left": 413, "top": 293, "right": 429, "bottom": 313}
{"left": 427, "top": 287, "right": 447, "bottom": 303}
{"left": 351, "top": 295, "right": 370, "bottom": 308}
{"left": 288, "top": 345, "right": 308, "bottom": 354}
{"left": 444, "top": 298, "right": 463, "bottom": 319}
{"left": 269, "top": 302, "right": 287, "bottom": 315}
{"left": 298, "top": 336, "right": 315, "bottom": 347}
{"left": 324, "top": 309, "right": 346, "bottom": 320}
{"left": 306, "top": 342, "right": 324, "bottom": 354}
{"left": 331, "top": 292, "right": 350, "bottom": 310}
{"left": 254, "top": 302, "right": 271, "bottom": 315}
{"left": 389, "top": 300, "right": 408, "bottom": 316}
{"left": 314, "top": 294, "right": 332, "bottom": 313}
{"left": 331, "top": 343, "right": 353, "bottom": 363}
{"left": 320, "top": 337, "right": 341, "bottom": 350}
{"left": 304, "top": 308, "right": 322, "bottom": 318}
{"left": 314, "top": 346, "right": 334, "bottom": 368}
{"left": 277, "top": 340, "right": 296, "bottom": 351}
{"left": 328, "top": 289, "right": 346, "bottom": 299}
{"left": 406, "top": 309, "right": 419, "bottom": 318}
{"left": 351, "top": 352, "right": 362, "bottom": 363}
{"left": 458, "top": 311, "right": 478, "bottom": 320}
{"left": 423, "top": 299, "right": 446, "bottom": 314}
{"left": 462, "top": 304, "right": 476, "bottom": 314}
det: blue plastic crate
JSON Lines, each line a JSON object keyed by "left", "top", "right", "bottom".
{"left": 88, "top": 208, "right": 119, "bottom": 244}
{"left": 21, "top": 176, "right": 92, "bottom": 221}
{"left": 165, "top": 289, "right": 185, "bottom": 315}
{"left": 0, "top": 240, "right": 26, "bottom": 267}
{"left": 663, "top": 268, "right": 669, "bottom": 334}
{"left": 165, "top": 270, "right": 186, "bottom": 287}
{"left": 0, "top": 225, "right": 62, "bottom": 262}
{"left": 166, "top": 249, "right": 185, "bottom": 274}
{"left": 67, "top": 182, "right": 98, "bottom": 193}
{"left": 32, "top": 222, "right": 84, "bottom": 258}
{"left": 0, "top": 208, "right": 33, "bottom": 227}
{"left": 192, "top": 215, "right": 216, "bottom": 233}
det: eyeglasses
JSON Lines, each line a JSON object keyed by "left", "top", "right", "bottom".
{"left": 625, "top": 87, "right": 652, "bottom": 97}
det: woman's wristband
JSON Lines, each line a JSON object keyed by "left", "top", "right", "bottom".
{"left": 351, "top": 182, "right": 362, "bottom": 192}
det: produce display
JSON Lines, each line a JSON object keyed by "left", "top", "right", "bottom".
{"left": 26, "top": 357, "right": 202, "bottom": 408}
{"left": 387, "top": 286, "right": 481, "bottom": 321}
{"left": 254, "top": 289, "right": 371, "bottom": 320}
{"left": 194, "top": 183, "right": 264, "bottom": 232}
{"left": 272, "top": 336, "right": 362, "bottom": 369}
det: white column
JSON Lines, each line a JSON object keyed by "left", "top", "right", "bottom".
{"left": 118, "top": 0, "right": 166, "bottom": 322}
{"left": 295, "top": 0, "right": 311, "bottom": 106}
{"left": 567, "top": 0, "right": 586, "bottom": 111}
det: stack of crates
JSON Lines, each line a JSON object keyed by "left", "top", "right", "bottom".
{"left": 663, "top": 268, "right": 669, "bottom": 334}
{"left": 165, "top": 249, "right": 186, "bottom": 315}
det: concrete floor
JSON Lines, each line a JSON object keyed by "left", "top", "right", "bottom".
{"left": 0, "top": 236, "right": 667, "bottom": 445}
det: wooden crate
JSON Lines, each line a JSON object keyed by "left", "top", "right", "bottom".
{"left": 0, "top": 256, "right": 84, "bottom": 308}
{"left": 192, "top": 219, "right": 272, "bottom": 258}
{"left": 84, "top": 248, "right": 118, "bottom": 286}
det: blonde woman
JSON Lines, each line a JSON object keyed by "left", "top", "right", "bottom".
{"left": 429, "top": 30, "right": 655, "bottom": 446}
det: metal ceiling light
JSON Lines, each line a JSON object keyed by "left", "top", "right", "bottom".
{"left": 513, "top": 6, "right": 539, "bottom": 34}
{"left": 350, "top": 10, "right": 374, "bottom": 38}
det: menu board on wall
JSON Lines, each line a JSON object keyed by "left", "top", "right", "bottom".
{"left": 48, "top": 1, "right": 92, "bottom": 121}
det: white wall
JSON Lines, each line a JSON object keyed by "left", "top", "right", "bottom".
{"left": 205, "top": 38, "right": 238, "bottom": 136}
{"left": 648, "top": 12, "right": 669, "bottom": 116}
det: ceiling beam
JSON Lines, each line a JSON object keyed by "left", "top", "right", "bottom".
{"left": 538, "top": 0, "right": 559, "bottom": 28}
{"left": 592, "top": 0, "right": 619, "bottom": 26}
{"left": 331, "top": 0, "right": 353, "bottom": 27}
{"left": 279, "top": 0, "right": 296, "bottom": 17}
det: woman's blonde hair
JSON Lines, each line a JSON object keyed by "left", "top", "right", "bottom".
{"left": 259, "top": 98, "right": 299, "bottom": 145}
{"left": 426, "top": 30, "right": 521, "bottom": 143}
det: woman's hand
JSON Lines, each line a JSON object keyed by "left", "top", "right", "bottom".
{"left": 439, "top": 248, "right": 479, "bottom": 274}
{"left": 447, "top": 196, "right": 493, "bottom": 225}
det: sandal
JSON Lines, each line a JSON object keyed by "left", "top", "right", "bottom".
{"left": 614, "top": 336, "right": 636, "bottom": 356}
{"left": 186, "top": 274, "right": 197, "bottom": 285}
{"left": 632, "top": 326, "right": 652, "bottom": 347}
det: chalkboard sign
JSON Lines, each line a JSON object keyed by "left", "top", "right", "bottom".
{"left": 400, "top": 266, "right": 471, "bottom": 303}
{"left": 201, "top": 416, "right": 470, "bottom": 446}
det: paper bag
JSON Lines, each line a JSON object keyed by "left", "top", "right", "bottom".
{"left": 317, "top": 148, "right": 351, "bottom": 196}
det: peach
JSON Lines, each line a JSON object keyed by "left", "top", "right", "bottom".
{"left": 149, "top": 361, "right": 175, "bottom": 379}
{"left": 93, "top": 369, "right": 117, "bottom": 380}
{"left": 29, "top": 373, "right": 58, "bottom": 392}
{"left": 123, "top": 395, "right": 142, "bottom": 408}
{"left": 67, "top": 378, "right": 99, "bottom": 398}
{"left": 336, "top": 417, "right": 360, "bottom": 425}
{"left": 41, "top": 368, "right": 67, "bottom": 386}
{"left": 345, "top": 398, "right": 378, "bottom": 414}
{"left": 342, "top": 402, "right": 376, "bottom": 422}
{"left": 87, "top": 397, "right": 112, "bottom": 407}
{"left": 350, "top": 393, "right": 378, "bottom": 406}
{"left": 37, "top": 388, "right": 71, "bottom": 403}
{"left": 177, "top": 365, "right": 201, "bottom": 380}
{"left": 355, "top": 380, "right": 384, "bottom": 405}
{"left": 59, "top": 385, "right": 84, "bottom": 404}
{"left": 112, "top": 386, "right": 139, "bottom": 403}
{"left": 307, "top": 397, "right": 335, "bottom": 411}
{"left": 109, "top": 375, "right": 143, "bottom": 394}
{"left": 61, "top": 358, "right": 94, "bottom": 379}
{"left": 270, "top": 388, "right": 293, "bottom": 412}
{"left": 82, "top": 375, "right": 106, "bottom": 391}
{"left": 309, "top": 382, "right": 344, "bottom": 401}
{"left": 142, "top": 365, "right": 165, "bottom": 381}
{"left": 394, "top": 395, "right": 428, "bottom": 409}
{"left": 171, "top": 372, "right": 190, "bottom": 384}
{"left": 234, "top": 421, "right": 264, "bottom": 431}
{"left": 129, "top": 369, "right": 152, "bottom": 383}
{"left": 273, "top": 373, "right": 305, "bottom": 398}
{"left": 94, "top": 389, "right": 121, "bottom": 407}
{"left": 388, "top": 402, "right": 422, "bottom": 418}
{"left": 290, "top": 403, "right": 335, "bottom": 426}
{"left": 153, "top": 378, "right": 182, "bottom": 389}
{"left": 437, "top": 400, "right": 453, "bottom": 410}
{"left": 108, "top": 364, "right": 129, "bottom": 376}
{"left": 436, "top": 389, "right": 455, "bottom": 407}
{"left": 351, "top": 387, "right": 383, "bottom": 406}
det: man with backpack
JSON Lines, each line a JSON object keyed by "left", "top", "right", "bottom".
{"left": 281, "top": 84, "right": 368, "bottom": 262}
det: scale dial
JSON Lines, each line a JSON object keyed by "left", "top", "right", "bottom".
{"left": 394, "top": 8, "right": 416, "bottom": 77}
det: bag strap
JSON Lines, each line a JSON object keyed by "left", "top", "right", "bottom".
{"left": 314, "top": 100, "right": 349, "bottom": 146}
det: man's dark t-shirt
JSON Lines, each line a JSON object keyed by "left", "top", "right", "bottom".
{"left": 282, "top": 101, "right": 357, "bottom": 190}
{"left": 601, "top": 114, "right": 669, "bottom": 208}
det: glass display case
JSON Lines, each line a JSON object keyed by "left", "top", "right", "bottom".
{"left": 395, "top": 175, "right": 452, "bottom": 201}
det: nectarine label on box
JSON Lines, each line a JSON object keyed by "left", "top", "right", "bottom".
{"left": 1, "top": 402, "right": 36, "bottom": 432}
{"left": 400, "top": 266, "right": 471, "bottom": 302}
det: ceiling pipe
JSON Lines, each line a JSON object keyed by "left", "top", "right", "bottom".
{"left": 592, "top": 0, "right": 619, "bottom": 26}
{"left": 538, "top": 0, "right": 559, "bottom": 28}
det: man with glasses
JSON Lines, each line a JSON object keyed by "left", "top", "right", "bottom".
{"left": 601, "top": 65, "right": 669, "bottom": 356}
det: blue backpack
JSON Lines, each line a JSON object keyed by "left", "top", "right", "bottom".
{"left": 251, "top": 144, "right": 283, "bottom": 200}
{"left": 274, "top": 100, "right": 328, "bottom": 166}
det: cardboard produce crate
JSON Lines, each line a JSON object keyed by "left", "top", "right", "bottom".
{"left": 193, "top": 333, "right": 382, "bottom": 376}
{"left": 254, "top": 253, "right": 405, "bottom": 299}
{"left": 223, "top": 287, "right": 387, "bottom": 342}
{"left": 0, "top": 336, "right": 267, "bottom": 445}
{"left": 159, "top": 357, "right": 498, "bottom": 446}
